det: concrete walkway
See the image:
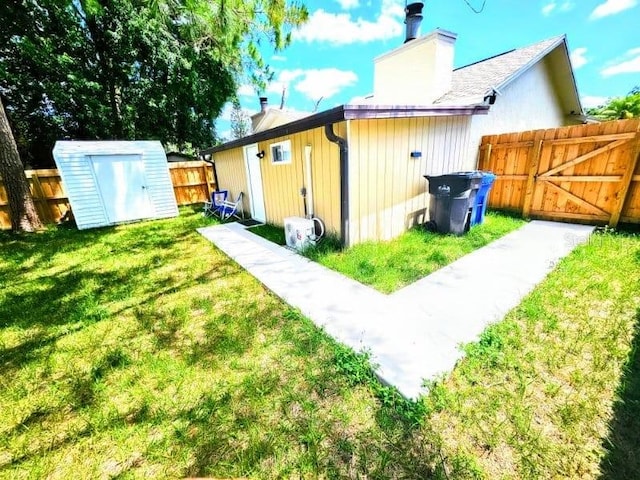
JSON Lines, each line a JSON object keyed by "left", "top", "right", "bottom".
{"left": 198, "top": 221, "right": 594, "bottom": 399}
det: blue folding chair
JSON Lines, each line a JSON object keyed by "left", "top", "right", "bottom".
{"left": 203, "top": 190, "right": 228, "bottom": 217}
{"left": 217, "top": 192, "right": 244, "bottom": 221}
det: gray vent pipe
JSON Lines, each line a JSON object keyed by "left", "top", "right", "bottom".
{"left": 404, "top": 2, "right": 424, "bottom": 43}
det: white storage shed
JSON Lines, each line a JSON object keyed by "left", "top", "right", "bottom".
{"left": 52, "top": 141, "right": 179, "bottom": 230}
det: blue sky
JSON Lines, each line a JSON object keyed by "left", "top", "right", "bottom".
{"left": 217, "top": 0, "right": 640, "bottom": 139}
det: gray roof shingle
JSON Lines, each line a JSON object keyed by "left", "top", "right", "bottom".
{"left": 435, "top": 36, "right": 565, "bottom": 105}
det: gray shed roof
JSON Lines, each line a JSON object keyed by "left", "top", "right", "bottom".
{"left": 436, "top": 36, "right": 568, "bottom": 105}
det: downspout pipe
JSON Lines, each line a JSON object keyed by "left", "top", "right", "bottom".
{"left": 324, "top": 123, "right": 349, "bottom": 246}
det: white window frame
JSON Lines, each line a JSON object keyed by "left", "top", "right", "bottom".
{"left": 270, "top": 140, "right": 292, "bottom": 165}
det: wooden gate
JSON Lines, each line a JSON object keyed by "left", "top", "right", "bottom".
{"left": 479, "top": 119, "right": 640, "bottom": 226}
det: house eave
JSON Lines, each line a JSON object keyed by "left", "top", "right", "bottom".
{"left": 343, "top": 103, "right": 489, "bottom": 119}
{"left": 202, "top": 105, "right": 345, "bottom": 155}
{"left": 201, "top": 104, "right": 488, "bottom": 155}
{"left": 556, "top": 37, "right": 585, "bottom": 115}
{"left": 492, "top": 36, "right": 566, "bottom": 94}
{"left": 490, "top": 36, "right": 583, "bottom": 115}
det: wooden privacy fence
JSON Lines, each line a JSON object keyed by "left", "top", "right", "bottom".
{"left": 478, "top": 119, "right": 640, "bottom": 226}
{"left": 167, "top": 161, "right": 216, "bottom": 206}
{"left": 0, "top": 161, "right": 216, "bottom": 229}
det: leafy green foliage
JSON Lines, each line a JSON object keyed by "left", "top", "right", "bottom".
{"left": 0, "top": 0, "right": 307, "bottom": 167}
{"left": 587, "top": 86, "right": 640, "bottom": 120}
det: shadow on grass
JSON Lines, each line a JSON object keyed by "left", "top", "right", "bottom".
{"left": 0, "top": 207, "right": 216, "bottom": 274}
{"left": 0, "top": 228, "right": 114, "bottom": 282}
{"left": 0, "top": 323, "right": 85, "bottom": 376}
{"left": 599, "top": 308, "right": 640, "bottom": 479}
{"left": 0, "top": 421, "right": 94, "bottom": 469}
{"left": 0, "top": 212, "right": 227, "bottom": 375}
{"left": 1, "top": 252, "right": 239, "bottom": 381}
{"left": 1, "top": 211, "right": 443, "bottom": 477}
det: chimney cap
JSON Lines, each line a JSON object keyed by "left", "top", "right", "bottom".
{"left": 405, "top": 2, "right": 424, "bottom": 16}
{"left": 259, "top": 96, "right": 268, "bottom": 113}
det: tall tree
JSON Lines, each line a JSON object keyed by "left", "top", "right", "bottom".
{"left": 0, "top": 0, "right": 308, "bottom": 167}
{"left": 0, "top": 97, "right": 42, "bottom": 232}
{"left": 230, "top": 99, "right": 250, "bottom": 139}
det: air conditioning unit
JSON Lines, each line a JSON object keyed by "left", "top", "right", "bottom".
{"left": 284, "top": 216, "right": 318, "bottom": 252}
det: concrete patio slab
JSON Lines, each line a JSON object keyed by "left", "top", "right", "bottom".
{"left": 198, "top": 220, "right": 595, "bottom": 399}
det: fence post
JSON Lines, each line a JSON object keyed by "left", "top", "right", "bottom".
{"left": 610, "top": 130, "right": 640, "bottom": 228}
{"left": 29, "top": 171, "right": 53, "bottom": 223}
{"left": 202, "top": 162, "right": 211, "bottom": 201}
{"left": 480, "top": 142, "right": 492, "bottom": 170}
{"left": 522, "top": 134, "right": 544, "bottom": 218}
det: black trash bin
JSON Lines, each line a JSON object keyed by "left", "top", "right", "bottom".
{"left": 424, "top": 172, "right": 482, "bottom": 234}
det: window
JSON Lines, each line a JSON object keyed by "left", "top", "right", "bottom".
{"left": 270, "top": 140, "right": 292, "bottom": 164}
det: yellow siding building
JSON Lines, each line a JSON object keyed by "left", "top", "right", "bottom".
{"left": 203, "top": 105, "right": 485, "bottom": 246}
{"left": 201, "top": 32, "right": 583, "bottom": 246}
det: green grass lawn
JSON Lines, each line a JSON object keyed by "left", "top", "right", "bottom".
{"left": 310, "top": 212, "right": 525, "bottom": 293}
{"left": 423, "top": 228, "right": 640, "bottom": 479}
{"left": 0, "top": 208, "right": 427, "bottom": 479}
{"left": 248, "top": 223, "right": 286, "bottom": 246}
{"left": 251, "top": 212, "right": 525, "bottom": 293}
{"left": 1, "top": 208, "right": 639, "bottom": 479}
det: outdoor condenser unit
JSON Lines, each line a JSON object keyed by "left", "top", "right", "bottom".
{"left": 284, "top": 216, "right": 319, "bottom": 251}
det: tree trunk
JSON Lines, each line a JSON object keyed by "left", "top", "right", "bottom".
{"left": 0, "top": 98, "right": 43, "bottom": 232}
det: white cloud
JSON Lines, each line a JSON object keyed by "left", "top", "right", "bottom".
{"left": 581, "top": 95, "right": 608, "bottom": 108}
{"left": 348, "top": 94, "right": 372, "bottom": 104}
{"left": 336, "top": 0, "right": 360, "bottom": 8}
{"left": 590, "top": 0, "right": 637, "bottom": 19}
{"left": 266, "top": 69, "right": 306, "bottom": 97}
{"left": 237, "top": 84, "right": 256, "bottom": 97}
{"left": 294, "top": 68, "right": 358, "bottom": 100}
{"left": 601, "top": 48, "right": 640, "bottom": 76}
{"left": 570, "top": 47, "right": 588, "bottom": 69}
{"left": 294, "top": 0, "right": 405, "bottom": 45}
{"left": 559, "top": 1, "right": 575, "bottom": 11}
{"left": 271, "top": 55, "right": 287, "bottom": 62}
{"left": 278, "top": 69, "right": 307, "bottom": 85}
{"left": 267, "top": 68, "right": 358, "bottom": 101}
{"left": 542, "top": 2, "right": 556, "bottom": 15}
{"left": 218, "top": 102, "right": 257, "bottom": 121}
{"left": 541, "top": 1, "right": 574, "bottom": 15}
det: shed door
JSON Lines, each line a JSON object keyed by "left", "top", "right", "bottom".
{"left": 244, "top": 144, "right": 266, "bottom": 222}
{"left": 89, "top": 154, "right": 154, "bottom": 224}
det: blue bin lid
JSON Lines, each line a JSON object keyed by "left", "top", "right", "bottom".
{"left": 480, "top": 171, "right": 497, "bottom": 185}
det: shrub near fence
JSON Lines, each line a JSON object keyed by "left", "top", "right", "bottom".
{"left": 478, "top": 119, "right": 640, "bottom": 226}
{"left": 0, "top": 161, "right": 216, "bottom": 229}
